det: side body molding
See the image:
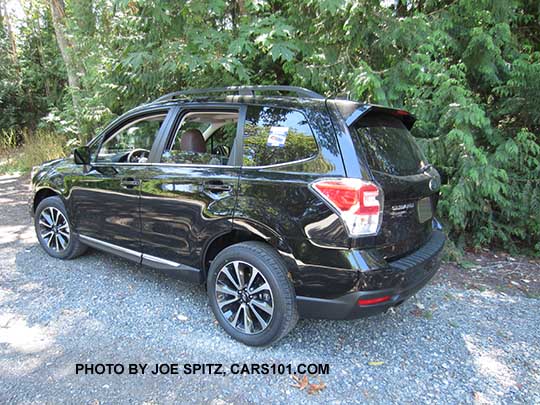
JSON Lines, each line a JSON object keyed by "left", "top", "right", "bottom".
{"left": 79, "top": 235, "right": 202, "bottom": 283}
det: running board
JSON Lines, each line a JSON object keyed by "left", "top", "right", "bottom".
{"left": 79, "top": 235, "right": 202, "bottom": 283}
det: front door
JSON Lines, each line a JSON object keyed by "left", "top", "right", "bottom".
{"left": 70, "top": 108, "right": 174, "bottom": 256}
{"left": 139, "top": 105, "right": 245, "bottom": 275}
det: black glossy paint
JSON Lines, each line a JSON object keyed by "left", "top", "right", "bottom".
{"left": 70, "top": 165, "right": 145, "bottom": 252}
{"left": 30, "top": 93, "right": 444, "bottom": 316}
{"left": 139, "top": 164, "right": 240, "bottom": 268}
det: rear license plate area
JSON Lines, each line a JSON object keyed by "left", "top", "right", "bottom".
{"left": 417, "top": 197, "right": 433, "bottom": 223}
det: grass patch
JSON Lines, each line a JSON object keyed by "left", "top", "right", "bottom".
{"left": 0, "top": 129, "right": 69, "bottom": 174}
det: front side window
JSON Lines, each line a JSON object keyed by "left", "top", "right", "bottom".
{"left": 97, "top": 114, "right": 166, "bottom": 163}
{"left": 242, "top": 106, "right": 318, "bottom": 167}
{"left": 161, "top": 110, "right": 239, "bottom": 166}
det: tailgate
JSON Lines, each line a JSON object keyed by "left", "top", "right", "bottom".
{"left": 348, "top": 110, "right": 441, "bottom": 259}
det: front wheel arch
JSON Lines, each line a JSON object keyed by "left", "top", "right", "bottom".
{"left": 33, "top": 188, "right": 60, "bottom": 215}
{"left": 34, "top": 195, "right": 87, "bottom": 260}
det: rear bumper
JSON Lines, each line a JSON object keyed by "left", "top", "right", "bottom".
{"left": 296, "top": 230, "right": 445, "bottom": 320}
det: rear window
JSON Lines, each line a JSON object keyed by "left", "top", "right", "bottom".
{"left": 242, "top": 106, "right": 318, "bottom": 167}
{"left": 352, "top": 112, "right": 428, "bottom": 176}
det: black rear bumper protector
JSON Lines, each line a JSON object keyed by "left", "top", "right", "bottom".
{"left": 296, "top": 230, "right": 446, "bottom": 319}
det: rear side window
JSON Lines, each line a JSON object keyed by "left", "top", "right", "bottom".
{"left": 161, "top": 110, "right": 239, "bottom": 166}
{"left": 242, "top": 106, "right": 318, "bottom": 167}
{"left": 352, "top": 113, "right": 428, "bottom": 176}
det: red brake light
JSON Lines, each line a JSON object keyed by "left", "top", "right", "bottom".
{"left": 357, "top": 295, "right": 391, "bottom": 306}
{"left": 311, "top": 178, "right": 384, "bottom": 237}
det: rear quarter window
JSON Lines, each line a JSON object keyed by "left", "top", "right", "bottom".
{"left": 352, "top": 112, "right": 428, "bottom": 176}
{"left": 242, "top": 106, "right": 318, "bottom": 167}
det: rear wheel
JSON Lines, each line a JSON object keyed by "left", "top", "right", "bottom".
{"left": 34, "top": 196, "right": 87, "bottom": 260}
{"left": 207, "top": 242, "right": 298, "bottom": 346}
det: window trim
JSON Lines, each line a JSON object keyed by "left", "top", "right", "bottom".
{"left": 240, "top": 104, "right": 320, "bottom": 169}
{"left": 238, "top": 155, "right": 319, "bottom": 170}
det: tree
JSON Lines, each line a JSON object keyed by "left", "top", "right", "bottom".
{"left": 0, "top": 0, "right": 18, "bottom": 66}
{"left": 48, "top": 0, "right": 80, "bottom": 111}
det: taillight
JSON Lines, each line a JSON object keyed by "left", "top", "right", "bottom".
{"left": 310, "top": 178, "right": 383, "bottom": 237}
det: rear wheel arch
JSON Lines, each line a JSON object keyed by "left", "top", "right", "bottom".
{"left": 202, "top": 228, "right": 298, "bottom": 281}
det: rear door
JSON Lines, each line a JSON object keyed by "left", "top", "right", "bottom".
{"left": 349, "top": 111, "right": 441, "bottom": 259}
{"left": 138, "top": 105, "right": 245, "bottom": 275}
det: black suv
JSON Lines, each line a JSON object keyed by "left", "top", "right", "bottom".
{"left": 30, "top": 86, "right": 445, "bottom": 346}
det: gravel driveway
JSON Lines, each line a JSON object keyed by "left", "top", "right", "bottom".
{"left": 1, "top": 173, "right": 539, "bottom": 404}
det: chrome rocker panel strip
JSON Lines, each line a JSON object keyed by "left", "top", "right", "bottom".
{"left": 79, "top": 235, "right": 202, "bottom": 283}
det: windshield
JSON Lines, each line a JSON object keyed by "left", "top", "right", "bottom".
{"left": 352, "top": 112, "right": 428, "bottom": 176}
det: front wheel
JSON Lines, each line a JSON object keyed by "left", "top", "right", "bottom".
{"left": 207, "top": 242, "right": 298, "bottom": 346}
{"left": 34, "top": 196, "right": 87, "bottom": 260}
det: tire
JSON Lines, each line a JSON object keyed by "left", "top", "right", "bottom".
{"left": 207, "top": 241, "right": 298, "bottom": 346}
{"left": 34, "top": 196, "right": 87, "bottom": 260}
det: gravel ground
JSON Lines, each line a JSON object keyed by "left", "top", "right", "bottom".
{"left": 0, "top": 173, "right": 539, "bottom": 404}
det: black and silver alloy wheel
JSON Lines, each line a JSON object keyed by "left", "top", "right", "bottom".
{"left": 215, "top": 261, "right": 274, "bottom": 334}
{"left": 38, "top": 206, "right": 70, "bottom": 252}
{"left": 34, "top": 196, "right": 87, "bottom": 260}
{"left": 207, "top": 242, "right": 298, "bottom": 346}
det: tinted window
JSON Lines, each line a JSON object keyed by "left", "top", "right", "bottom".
{"left": 243, "top": 106, "right": 317, "bottom": 166}
{"left": 352, "top": 113, "right": 428, "bottom": 176}
{"left": 97, "top": 114, "right": 165, "bottom": 163}
{"left": 161, "top": 111, "right": 238, "bottom": 165}
{"left": 162, "top": 111, "right": 239, "bottom": 166}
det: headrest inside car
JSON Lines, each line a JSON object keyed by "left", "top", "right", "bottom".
{"left": 180, "top": 129, "right": 205, "bottom": 153}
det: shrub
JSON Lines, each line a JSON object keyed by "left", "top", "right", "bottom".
{"left": 0, "top": 129, "right": 70, "bottom": 174}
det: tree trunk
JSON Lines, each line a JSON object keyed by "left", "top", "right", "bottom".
{"left": 395, "top": 0, "right": 408, "bottom": 17}
{"left": 231, "top": 0, "right": 245, "bottom": 35}
{"left": 48, "top": 0, "right": 80, "bottom": 110}
{"left": 0, "top": 0, "right": 18, "bottom": 66}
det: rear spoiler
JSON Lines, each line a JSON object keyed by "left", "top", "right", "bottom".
{"left": 331, "top": 100, "right": 416, "bottom": 130}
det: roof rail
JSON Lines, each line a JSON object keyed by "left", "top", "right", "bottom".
{"left": 154, "top": 85, "right": 324, "bottom": 103}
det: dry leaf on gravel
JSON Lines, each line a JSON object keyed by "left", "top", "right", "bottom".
{"left": 307, "top": 379, "right": 326, "bottom": 395}
{"left": 291, "top": 374, "right": 309, "bottom": 390}
{"left": 291, "top": 375, "right": 327, "bottom": 395}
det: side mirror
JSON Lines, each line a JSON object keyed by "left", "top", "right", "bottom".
{"left": 73, "top": 146, "right": 91, "bottom": 165}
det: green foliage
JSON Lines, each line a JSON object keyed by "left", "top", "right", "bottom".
{"left": 1, "top": 0, "right": 539, "bottom": 253}
{"left": 0, "top": 2, "right": 66, "bottom": 133}
{"left": 0, "top": 12, "right": 22, "bottom": 131}
{"left": 0, "top": 128, "right": 69, "bottom": 174}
